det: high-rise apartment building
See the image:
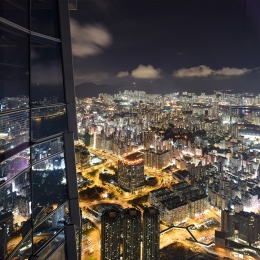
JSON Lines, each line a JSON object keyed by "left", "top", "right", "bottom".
{"left": 142, "top": 207, "right": 160, "bottom": 260}
{"left": 143, "top": 148, "right": 171, "bottom": 169}
{"left": 143, "top": 131, "right": 155, "bottom": 149}
{"left": 101, "top": 206, "right": 160, "bottom": 260}
{"left": 0, "top": 0, "right": 80, "bottom": 259}
{"left": 221, "top": 210, "right": 260, "bottom": 247}
{"left": 118, "top": 152, "right": 144, "bottom": 192}
{"left": 122, "top": 208, "right": 141, "bottom": 260}
{"left": 215, "top": 209, "right": 260, "bottom": 248}
{"left": 101, "top": 208, "right": 121, "bottom": 260}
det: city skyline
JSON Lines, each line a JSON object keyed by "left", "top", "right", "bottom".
{"left": 71, "top": 0, "right": 260, "bottom": 94}
{"left": 76, "top": 89, "right": 260, "bottom": 259}
{"left": 2, "top": 1, "right": 258, "bottom": 259}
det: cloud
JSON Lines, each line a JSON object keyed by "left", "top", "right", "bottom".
{"left": 70, "top": 18, "right": 112, "bottom": 57}
{"left": 116, "top": 71, "right": 129, "bottom": 78}
{"left": 74, "top": 71, "right": 110, "bottom": 85}
{"left": 173, "top": 65, "right": 250, "bottom": 78}
{"left": 173, "top": 65, "right": 213, "bottom": 78}
{"left": 131, "top": 65, "right": 162, "bottom": 79}
{"left": 214, "top": 67, "right": 250, "bottom": 76}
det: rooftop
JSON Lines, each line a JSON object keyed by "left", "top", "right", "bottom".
{"left": 120, "top": 152, "right": 144, "bottom": 165}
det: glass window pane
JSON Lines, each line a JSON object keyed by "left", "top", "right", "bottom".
{"left": 0, "top": 65, "right": 29, "bottom": 112}
{"left": 31, "top": 40, "right": 64, "bottom": 107}
{"left": 33, "top": 203, "right": 68, "bottom": 256}
{"left": 0, "top": 24, "right": 29, "bottom": 69}
{"left": 49, "top": 243, "right": 66, "bottom": 260}
{"left": 0, "top": 170, "right": 32, "bottom": 259}
{"left": 31, "top": 137, "right": 64, "bottom": 164}
{"left": 0, "top": 24, "right": 29, "bottom": 111}
{"left": 69, "top": 0, "right": 77, "bottom": 10}
{"left": 0, "top": 0, "right": 29, "bottom": 28}
{"left": 0, "top": 148, "right": 30, "bottom": 183}
{"left": 0, "top": 110, "right": 29, "bottom": 154}
{"left": 31, "top": 153, "right": 68, "bottom": 225}
{"left": 31, "top": 0, "right": 60, "bottom": 38}
{"left": 76, "top": 228, "right": 81, "bottom": 259}
{"left": 10, "top": 232, "right": 32, "bottom": 260}
{"left": 31, "top": 105, "right": 67, "bottom": 141}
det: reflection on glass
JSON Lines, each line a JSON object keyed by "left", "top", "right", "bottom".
{"left": 33, "top": 203, "right": 68, "bottom": 257}
{"left": 0, "top": 148, "right": 30, "bottom": 184}
{"left": 0, "top": 20, "right": 28, "bottom": 65}
{"left": 32, "top": 153, "right": 68, "bottom": 225}
{"left": 31, "top": 105, "right": 67, "bottom": 140}
{"left": 0, "top": 0, "right": 29, "bottom": 29}
{"left": 31, "top": 136, "right": 64, "bottom": 164}
{"left": 10, "top": 232, "right": 32, "bottom": 260}
{"left": 49, "top": 243, "right": 66, "bottom": 260}
{"left": 0, "top": 65, "right": 29, "bottom": 112}
{"left": 0, "top": 24, "right": 29, "bottom": 111}
{"left": 0, "top": 170, "right": 31, "bottom": 259}
{"left": 76, "top": 228, "right": 81, "bottom": 259}
{"left": 69, "top": 0, "right": 77, "bottom": 10}
{"left": 0, "top": 110, "right": 29, "bottom": 154}
{"left": 31, "top": 40, "right": 64, "bottom": 106}
{"left": 31, "top": 0, "right": 60, "bottom": 38}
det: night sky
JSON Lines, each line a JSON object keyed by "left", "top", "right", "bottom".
{"left": 70, "top": 0, "right": 260, "bottom": 94}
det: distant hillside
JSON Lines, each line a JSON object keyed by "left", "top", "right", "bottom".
{"left": 75, "top": 82, "right": 120, "bottom": 98}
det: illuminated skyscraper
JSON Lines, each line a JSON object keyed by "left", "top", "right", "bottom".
{"left": 118, "top": 152, "right": 144, "bottom": 192}
{"left": 0, "top": 0, "right": 80, "bottom": 259}
{"left": 142, "top": 207, "right": 160, "bottom": 260}
{"left": 123, "top": 208, "right": 141, "bottom": 260}
{"left": 101, "top": 208, "right": 121, "bottom": 260}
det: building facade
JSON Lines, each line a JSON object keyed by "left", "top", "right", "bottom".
{"left": 221, "top": 210, "right": 260, "bottom": 247}
{"left": 142, "top": 207, "right": 160, "bottom": 260}
{"left": 143, "top": 148, "right": 171, "bottom": 169}
{"left": 100, "top": 207, "right": 159, "bottom": 260}
{"left": 143, "top": 131, "right": 155, "bottom": 149}
{"left": 101, "top": 208, "right": 121, "bottom": 260}
{"left": 0, "top": 0, "right": 80, "bottom": 259}
{"left": 122, "top": 208, "right": 141, "bottom": 260}
{"left": 189, "top": 194, "right": 208, "bottom": 218}
{"left": 118, "top": 152, "right": 144, "bottom": 192}
{"left": 162, "top": 201, "right": 189, "bottom": 225}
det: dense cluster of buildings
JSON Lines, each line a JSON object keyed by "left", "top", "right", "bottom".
{"left": 88, "top": 129, "right": 174, "bottom": 169}
{"left": 101, "top": 206, "right": 160, "bottom": 260}
{"left": 149, "top": 182, "right": 207, "bottom": 225}
{"left": 77, "top": 90, "right": 260, "bottom": 252}
{"left": 215, "top": 210, "right": 260, "bottom": 251}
